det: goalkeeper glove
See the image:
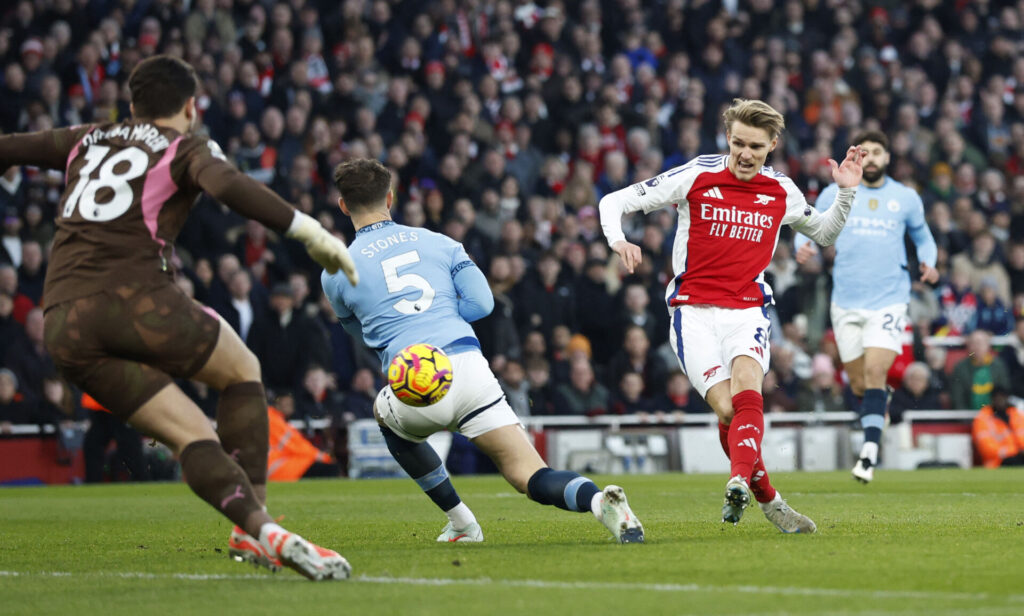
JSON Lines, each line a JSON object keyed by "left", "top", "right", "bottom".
{"left": 286, "top": 211, "right": 359, "bottom": 285}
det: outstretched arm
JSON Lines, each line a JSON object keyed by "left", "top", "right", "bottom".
{"left": 0, "top": 126, "right": 94, "bottom": 172}
{"left": 194, "top": 155, "right": 358, "bottom": 284}
{"left": 599, "top": 170, "right": 688, "bottom": 273}
{"left": 789, "top": 146, "right": 864, "bottom": 246}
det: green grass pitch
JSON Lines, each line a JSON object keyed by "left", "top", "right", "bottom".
{"left": 2, "top": 469, "right": 1022, "bottom": 615}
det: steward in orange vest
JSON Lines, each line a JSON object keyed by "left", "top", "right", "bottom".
{"left": 267, "top": 405, "right": 333, "bottom": 481}
{"left": 972, "top": 387, "right": 1024, "bottom": 468}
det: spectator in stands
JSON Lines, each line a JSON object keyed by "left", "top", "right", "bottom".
{"left": 0, "top": 292, "right": 21, "bottom": 360}
{"left": 248, "top": 283, "right": 330, "bottom": 394}
{"left": 573, "top": 258, "right": 617, "bottom": 360}
{"left": 0, "top": 368, "right": 33, "bottom": 431}
{"left": 1, "top": 207, "right": 22, "bottom": 266}
{"left": 971, "top": 387, "right": 1024, "bottom": 468}
{"left": 615, "top": 281, "right": 663, "bottom": 349}
{"left": 0, "top": 263, "right": 35, "bottom": 328}
{"left": 213, "top": 268, "right": 265, "bottom": 343}
{"left": 474, "top": 254, "right": 521, "bottom": 365}
{"left": 234, "top": 220, "right": 289, "bottom": 285}
{"left": 1007, "top": 242, "right": 1024, "bottom": 299}
{"left": 652, "top": 371, "right": 706, "bottom": 414}
{"left": 950, "top": 232, "right": 1011, "bottom": 306}
{"left": 294, "top": 364, "right": 344, "bottom": 429}
{"left": 499, "top": 359, "right": 531, "bottom": 418}
{"left": 950, "top": 329, "right": 1011, "bottom": 410}
{"left": 889, "top": 362, "right": 942, "bottom": 424}
{"left": 606, "top": 325, "right": 668, "bottom": 397}
{"left": 513, "top": 250, "right": 574, "bottom": 340}
{"left": 796, "top": 354, "right": 846, "bottom": 413}
{"left": 4, "top": 307, "right": 52, "bottom": 399}
{"left": 934, "top": 264, "right": 978, "bottom": 336}
{"left": 524, "top": 357, "right": 555, "bottom": 415}
{"left": 968, "top": 278, "right": 1015, "bottom": 335}
{"left": 16, "top": 240, "right": 45, "bottom": 304}
{"left": 342, "top": 368, "right": 377, "bottom": 423}
{"left": 923, "top": 345, "right": 952, "bottom": 410}
{"left": 554, "top": 358, "right": 610, "bottom": 416}
{"left": 999, "top": 317, "right": 1024, "bottom": 399}
{"left": 611, "top": 371, "right": 656, "bottom": 415}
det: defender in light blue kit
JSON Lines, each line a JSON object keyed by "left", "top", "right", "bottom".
{"left": 322, "top": 158, "right": 644, "bottom": 544}
{"left": 796, "top": 130, "right": 938, "bottom": 483}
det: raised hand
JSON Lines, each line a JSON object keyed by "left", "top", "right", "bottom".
{"left": 795, "top": 242, "right": 818, "bottom": 265}
{"left": 829, "top": 145, "right": 867, "bottom": 188}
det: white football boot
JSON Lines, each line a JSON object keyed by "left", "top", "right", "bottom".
{"left": 759, "top": 493, "right": 817, "bottom": 534}
{"left": 436, "top": 521, "right": 484, "bottom": 543}
{"left": 598, "top": 485, "right": 645, "bottom": 543}
{"left": 852, "top": 457, "right": 874, "bottom": 483}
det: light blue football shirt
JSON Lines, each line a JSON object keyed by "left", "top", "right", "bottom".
{"left": 321, "top": 221, "right": 493, "bottom": 371}
{"left": 797, "top": 177, "right": 937, "bottom": 310}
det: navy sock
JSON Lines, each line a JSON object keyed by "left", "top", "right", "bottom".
{"left": 380, "top": 426, "right": 461, "bottom": 511}
{"left": 526, "top": 467, "right": 601, "bottom": 513}
{"left": 860, "top": 388, "right": 886, "bottom": 446}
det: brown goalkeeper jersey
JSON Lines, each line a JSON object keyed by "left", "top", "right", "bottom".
{"left": 0, "top": 121, "right": 297, "bottom": 307}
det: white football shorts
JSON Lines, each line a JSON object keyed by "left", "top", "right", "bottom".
{"left": 668, "top": 304, "right": 772, "bottom": 398}
{"left": 831, "top": 302, "right": 908, "bottom": 363}
{"left": 375, "top": 350, "right": 522, "bottom": 443}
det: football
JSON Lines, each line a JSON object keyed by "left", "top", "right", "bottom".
{"left": 387, "top": 343, "right": 454, "bottom": 407}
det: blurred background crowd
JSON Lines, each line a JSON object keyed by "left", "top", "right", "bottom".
{"left": 3, "top": 0, "right": 1024, "bottom": 475}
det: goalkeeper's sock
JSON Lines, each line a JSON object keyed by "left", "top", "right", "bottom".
{"left": 380, "top": 425, "right": 461, "bottom": 511}
{"left": 859, "top": 388, "right": 886, "bottom": 464}
{"left": 179, "top": 439, "right": 271, "bottom": 537}
{"left": 526, "top": 467, "right": 601, "bottom": 513}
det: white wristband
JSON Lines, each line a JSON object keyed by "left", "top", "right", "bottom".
{"left": 286, "top": 210, "right": 316, "bottom": 239}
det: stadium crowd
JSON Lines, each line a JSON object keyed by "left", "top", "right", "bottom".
{"left": 2, "top": 0, "right": 1024, "bottom": 471}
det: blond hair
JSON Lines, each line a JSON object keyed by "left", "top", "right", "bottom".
{"left": 722, "top": 98, "right": 785, "bottom": 139}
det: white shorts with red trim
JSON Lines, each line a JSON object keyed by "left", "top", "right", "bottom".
{"left": 668, "top": 304, "right": 772, "bottom": 398}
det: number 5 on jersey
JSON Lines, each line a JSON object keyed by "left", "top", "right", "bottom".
{"left": 382, "top": 250, "right": 435, "bottom": 314}
{"left": 63, "top": 145, "right": 149, "bottom": 221}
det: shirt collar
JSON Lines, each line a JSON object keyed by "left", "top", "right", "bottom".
{"left": 356, "top": 220, "right": 396, "bottom": 236}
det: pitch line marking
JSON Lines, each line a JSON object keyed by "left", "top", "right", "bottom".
{"left": 3, "top": 570, "right": 1023, "bottom": 603}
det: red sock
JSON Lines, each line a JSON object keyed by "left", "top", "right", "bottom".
{"left": 750, "top": 456, "right": 776, "bottom": 503}
{"left": 723, "top": 416, "right": 775, "bottom": 502}
{"left": 718, "top": 422, "right": 730, "bottom": 456}
{"left": 728, "top": 390, "right": 765, "bottom": 483}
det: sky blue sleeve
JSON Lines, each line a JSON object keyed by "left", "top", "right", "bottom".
{"left": 906, "top": 190, "right": 937, "bottom": 267}
{"left": 794, "top": 183, "right": 838, "bottom": 250}
{"left": 321, "top": 270, "right": 364, "bottom": 340}
{"left": 450, "top": 244, "right": 493, "bottom": 322}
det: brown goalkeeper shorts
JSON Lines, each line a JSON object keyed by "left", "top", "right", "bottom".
{"left": 44, "top": 281, "right": 221, "bottom": 421}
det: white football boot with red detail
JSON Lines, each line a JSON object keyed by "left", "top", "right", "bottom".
{"left": 436, "top": 521, "right": 484, "bottom": 542}
{"left": 260, "top": 526, "right": 351, "bottom": 581}
{"left": 598, "top": 485, "right": 645, "bottom": 543}
{"left": 228, "top": 526, "right": 282, "bottom": 571}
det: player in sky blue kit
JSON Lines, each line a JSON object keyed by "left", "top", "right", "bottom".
{"left": 796, "top": 131, "right": 938, "bottom": 483}
{"left": 322, "top": 158, "right": 644, "bottom": 543}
